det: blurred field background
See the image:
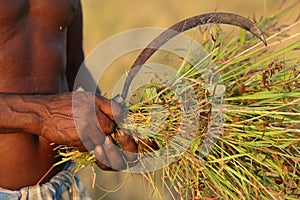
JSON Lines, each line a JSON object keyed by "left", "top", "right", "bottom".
{"left": 78, "top": 0, "right": 300, "bottom": 199}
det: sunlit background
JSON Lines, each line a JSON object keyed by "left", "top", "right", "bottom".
{"left": 78, "top": 0, "right": 300, "bottom": 199}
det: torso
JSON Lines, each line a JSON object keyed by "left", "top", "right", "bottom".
{"left": 0, "top": 0, "right": 80, "bottom": 190}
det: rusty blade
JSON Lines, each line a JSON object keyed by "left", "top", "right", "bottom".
{"left": 120, "top": 12, "right": 267, "bottom": 100}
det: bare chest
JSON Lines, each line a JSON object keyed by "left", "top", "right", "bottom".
{"left": 0, "top": 0, "right": 80, "bottom": 27}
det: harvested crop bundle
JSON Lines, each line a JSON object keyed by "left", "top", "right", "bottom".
{"left": 58, "top": 8, "right": 300, "bottom": 200}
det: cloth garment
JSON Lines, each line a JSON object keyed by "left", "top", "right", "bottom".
{"left": 0, "top": 162, "right": 91, "bottom": 200}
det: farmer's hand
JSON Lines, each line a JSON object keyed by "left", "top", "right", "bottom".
{"left": 94, "top": 129, "right": 138, "bottom": 170}
{"left": 37, "top": 92, "right": 113, "bottom": 150}
{"left": 36, "top": 92, "right": 137, "bottom": 170}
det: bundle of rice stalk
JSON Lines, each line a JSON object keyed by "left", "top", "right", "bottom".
{"left": 58, "top": 5, "right": 299, "bottom": 200}
{"left": 132, "top": 8, "right": 299, "bottom": 200}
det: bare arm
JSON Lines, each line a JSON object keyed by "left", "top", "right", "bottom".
{"left": 0, "top": 93, "right": 116, "bottom": 149}
{"left": 0, "top": 91, "right": 137, "bottom": 170}
{"left": 0, "top": 1, "right": 137, "bottom": 170}
{"left": 0, "top": 94, "right": 43, "bottom": 134}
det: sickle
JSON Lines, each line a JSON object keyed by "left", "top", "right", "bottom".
{"left": 113, "top": 12, "right": 267, "bottom": 103}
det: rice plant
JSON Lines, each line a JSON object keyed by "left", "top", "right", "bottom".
{"left": 58, "top": 4, "right": 299, "bottom": 200}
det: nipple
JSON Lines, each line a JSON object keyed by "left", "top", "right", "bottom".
{"left": 59, "top": 26, "right": 65, "bottom": 32}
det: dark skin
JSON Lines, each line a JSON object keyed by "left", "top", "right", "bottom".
{"left": 0, "top": 0, "right": 137, "bottom": 190}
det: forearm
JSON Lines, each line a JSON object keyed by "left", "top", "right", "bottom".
{"left": 0, "top": 94, "right": 44, "bottom": 134}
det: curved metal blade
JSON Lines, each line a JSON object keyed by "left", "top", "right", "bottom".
{"left": 120, "top": 12, "right": 267, "bottom": 100}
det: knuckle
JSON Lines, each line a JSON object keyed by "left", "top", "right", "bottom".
{"left": 98, "top": 116, "right": 116, "bottom": 134}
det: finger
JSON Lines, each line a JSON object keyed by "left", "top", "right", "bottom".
{"left": 116, "top": 129, "right": 137, "bottom": 153}
{"left": 87, "top": 120, "right": 105, "bottom": 145}
{"left": 94, "top": 145, "right": 111, "bottom": 168}
{"left": 139, "top": 137, "right": 160, "bottom": 151}
{"left": 74, "top": 121, "right": 95, "bottom": 151}
{"left": 95, "top": 96, "right": 123, "bottom": 122}
{"left": 96, "top": 109, "right": 116, "bottom": 135}
{"left": 102, "top": 136, "right": 126, "bottom": 170}
{"left": 116, "top": 129, "right": 138, "bottom": 164}
{"left": 79, "top": 134, "right": 94, "bottom": 151}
